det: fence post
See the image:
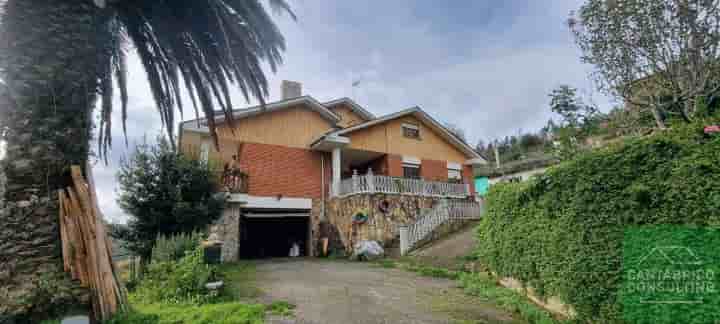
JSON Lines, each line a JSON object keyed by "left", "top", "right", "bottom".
{"left": 399, "top": 225, "right": 409, "bottom": 256}
{"left": 352, "top": 169, "right": 358, "bottom": 193}
{"left": 367, "top": 168, "right": 375, "bottom": 193}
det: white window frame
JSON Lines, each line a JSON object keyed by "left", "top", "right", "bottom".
{"left": 200, "top": 140, "right": 210, "bottom": 163}
{"left": 447, "top": 162, "right": 462, "bottom": 181}
{"left": 402, "top": 156, "right": 421, "bottom": 179}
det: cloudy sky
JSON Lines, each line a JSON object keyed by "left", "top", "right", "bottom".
{"left": 95, "top": 0, "right": 612, "bottom": 223}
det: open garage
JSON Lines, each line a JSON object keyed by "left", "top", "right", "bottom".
{"left": 238, "top": 210, "right": 311, "bottom": 259}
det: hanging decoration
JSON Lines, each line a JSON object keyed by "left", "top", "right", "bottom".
{"left": 352, "top": 210, "right": 369, "bottom": 224}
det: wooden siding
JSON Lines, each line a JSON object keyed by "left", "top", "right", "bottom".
{"left": 214, "top": 104, "right": 335, "bottom": 148}
{"left": 332, "top": 104, "right": 366, "bottom": 128}
{"left": 180, "top": 131, "right": 240, "bottom": 169}
{"left": 346, "top": 116, "right": 469, "bottom": 163}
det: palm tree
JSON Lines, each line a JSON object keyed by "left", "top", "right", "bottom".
{"left": 0, "top": 0, "right": 293, "bottom": 318}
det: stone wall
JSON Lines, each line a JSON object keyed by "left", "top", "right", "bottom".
{"left": 326, "top": 193, "right": 440, "bottom": 253}
{"left": 208, "top": 203, "right": 240, "bottom": 262}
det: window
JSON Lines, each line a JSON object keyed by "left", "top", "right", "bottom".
{"left": 402, "top": 123, "right": 420, "bottom": 139}
{"left": 200, "top": 140, "right": 210, "bottom": 163}
{"left": 402, "top": 156, "right": 421, "bottom": 179}
{"left": 448, "top": 162, "right": 462, "bottom": 183}
{"left": 448, "top": 169, "right": 462, "bottom": 182}
{"left": 403, "top": 164, "right": 421, "bottom": 179}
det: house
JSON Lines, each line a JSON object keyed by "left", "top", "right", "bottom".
{"left": 179, "top": 81, "right": 486, "bottom": 261}
{"left": 474, "top": 155, "right": 558, "bottom": 193}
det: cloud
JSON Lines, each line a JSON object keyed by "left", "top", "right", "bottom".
{"left": 96, "top": 0, "right": 609, "bottom": 223}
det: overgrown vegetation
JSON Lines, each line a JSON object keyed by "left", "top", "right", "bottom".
{"left": 110, "top": 137, "right": 224, "bottom": 262}
{"left": 102, "top": 235, "right": 292, "bottom": 323}
{"left": 475, "top": 121, "right": 720, "bottom": 323}
{"left": 151, "top": 231, "right": 204, "bottom": 263}
{"left": 133, "top": 245, "right": 218, "bottom": 305}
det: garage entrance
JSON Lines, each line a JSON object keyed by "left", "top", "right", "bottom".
{"left": 239, "top": 210, "right": 310, "bottom": 259}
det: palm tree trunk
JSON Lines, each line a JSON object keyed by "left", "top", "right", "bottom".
{"left": 0, "top": 1, "right": 105, "bottom": 319}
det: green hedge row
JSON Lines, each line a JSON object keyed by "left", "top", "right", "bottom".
{"left": 475, "top": 122, "right": 720, "bottom": 323}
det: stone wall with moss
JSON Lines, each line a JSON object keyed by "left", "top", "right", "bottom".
{"left": 326, "top": 194, "right": 443, "bottom": 253}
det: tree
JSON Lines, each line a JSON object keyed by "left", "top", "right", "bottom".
{"left": 0, "top": 0, "right": 292, "bottom": 318}
{"left": 547, "top": 86, "right": 603, "bottom": 159}
{"left": 549, "top": 85, "right": 599, "bottom": 128}
{"left": 570, "top": 0, "right": 720, "bottom": 128}
{"left": 111, "top": 137, "right": 223, "bottom": 262}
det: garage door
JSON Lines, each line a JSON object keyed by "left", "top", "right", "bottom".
{"left": 239, "top": 211, "right": 310, "bottom": 259}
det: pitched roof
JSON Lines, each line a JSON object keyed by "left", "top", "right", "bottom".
{"left": 322, "top": 97, "right": 376, "bottom": 121}
{"left": 180, "top": 96, "right": 341, "bottom": 133}
{"left": 319, "top": 107, "right": 485, "bottom": 160}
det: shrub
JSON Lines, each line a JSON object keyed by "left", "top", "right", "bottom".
{"left": 476, "top": 121, "right": 720, "bottom": 323}
{"left": 151, "top": 232, "right": 204, "bottom": 263}
{"left": 112, "top": 137, "right": 224, "bottom": 261}
{"left": 133, "top": 245, "right": 218, "bottom": 305}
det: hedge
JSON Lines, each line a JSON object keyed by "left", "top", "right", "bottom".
{"left": 475, "top": 122, "right": 720, "bottom": 323}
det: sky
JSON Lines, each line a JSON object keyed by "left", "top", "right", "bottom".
{"left": 93, "top": 0, "right": 613, "bottom": 223}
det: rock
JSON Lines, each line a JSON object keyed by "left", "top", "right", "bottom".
{"left": 351, "top": 240, "right": 384, "bottom": 261}
{"left": 16, "top": 200, "right": 31, "bottom": 208}
{"left": 205, "top": 281, "right": 224, "bottom": 290}
{"left": 61, "top": 315, "right": 90, "bottom": 324}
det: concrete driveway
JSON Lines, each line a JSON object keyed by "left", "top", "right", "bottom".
{"left": 255, "top": 259, "right": 524, "bottom": 324}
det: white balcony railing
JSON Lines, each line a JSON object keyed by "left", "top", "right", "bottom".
{"left": 336, "top": 169, "right": 471, "bottom": 198}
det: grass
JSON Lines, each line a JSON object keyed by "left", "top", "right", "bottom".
{"left": 266, "top": 301, "right": 296, "bottom": 317}
{"left": 458, "top": 272, "right": 562, "bottom": 324}
{"left": 37, "top": 261, "right": 293, "bottom": 324}
{"left": 216, "top": 261, "right": 263, "bottom": 300}
{"left": 376, "top": 257, "right": 459, "bottom": 279}
{"left": 106, "top": 302, "right": 267, "bottom": 324}
{"left": 383, "top": 256, "right": 563, "bottom": 324}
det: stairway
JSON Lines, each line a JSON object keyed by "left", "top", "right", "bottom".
{"left": 400, "top": 199, "right": 483, "bottom": 255}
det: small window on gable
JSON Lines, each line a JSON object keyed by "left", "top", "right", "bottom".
{"left": 402, "top": 123, "right": 420, "bottom": 139}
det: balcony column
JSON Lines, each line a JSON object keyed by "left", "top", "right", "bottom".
{"left": 332, "top": 147, "right": 342, "bottom": 197}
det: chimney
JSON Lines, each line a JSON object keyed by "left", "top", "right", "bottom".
{"left": 281, "top": 80, "right": 302, "bottom": 99}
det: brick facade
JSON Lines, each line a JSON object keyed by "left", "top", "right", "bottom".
{"left": 237, "top": 142, "right": 331, "bottom": 199}
{"left": 463, "top": 165, "right": 475, "bottom": 195}
{"left": 420, "top": 159, "right": 448, "bottom": 182}
{"left": 386, "top": 154, "right": 403, "bottom": 177}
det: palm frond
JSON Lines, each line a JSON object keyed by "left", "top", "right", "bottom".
{"left": 97, "top": 0, "right": 293, "bottom": 152}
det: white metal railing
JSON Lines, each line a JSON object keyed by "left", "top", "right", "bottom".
{"left": 400, "top": 199, "right": 483, "bottom": 255}
{"left": 336, "top": 169, "right": 470, "bottom": 198}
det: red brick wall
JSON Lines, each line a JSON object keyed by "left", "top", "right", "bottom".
{"left": 463, "top": 165, "right": 475, "bottom": 195}
{"left": 386, "top": 154, "right": 403, "bottom": 177}
{"left": 420, "top": 159, "right": 447, "bottom": 182}
{"left": 237, "top": 142, "right": 331, "bottom": 199}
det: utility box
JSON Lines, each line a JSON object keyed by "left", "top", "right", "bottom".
{"left": 203, "top": 243, "right": 223, "bottom": 264}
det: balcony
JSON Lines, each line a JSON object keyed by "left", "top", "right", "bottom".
{"left": 336, "top": 170, "right": 470, "bottom": 198}
{"left": 215, "top": 170, "right": 249, "bottom": 194}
